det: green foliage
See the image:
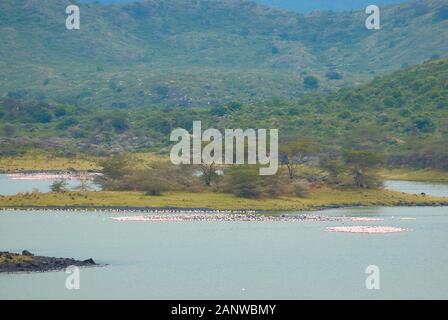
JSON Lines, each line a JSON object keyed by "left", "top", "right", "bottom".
{"left": 224, "top": 166, "right": 263, "bottom": 199}
{"left": 280, "top": 140, "right": 320, "bottom": 179}
{"left": 0, "top": 44, "right": 447, "bottom": 173}
{"left": 0, "top": 0, "right": 446, "bottom": 107}
{"left": 50, "top": 180, "right": 69, "bottom": 193}
{"left": 98, "top": 156, "right": 129, "bottom": 180}
{"left": 304, "top": 76, "right": 320, "bottom": 89}
{"left": 326, "top": 71, "right": 343, "bottom": 80}
{"left": 2, "top": 123, "right": 15, "bottom": 137}
{"left": 342, "top": 150, "right": 384, "bottom": 188}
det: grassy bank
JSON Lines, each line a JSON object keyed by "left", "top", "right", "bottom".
{"left": 0, "top": 152, "right": 166, "bottom": 173}
{"left": 0, "top": 152, "right": 101, "bottom": 172}
{"left": 379, "top": 168, "right": 448, "bottom": 183}
{"left": 0, "top": 253, "right": 33, "bottom": 265}
{"left": 1, "top": 188, "right": 446, "bottom": 211}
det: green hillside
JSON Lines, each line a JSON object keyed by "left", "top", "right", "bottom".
{"left": 0, "top": 0, "right": 447, "bottom": 107}
{"left": 1, "top": 58, "right": 447, "bottom": 169}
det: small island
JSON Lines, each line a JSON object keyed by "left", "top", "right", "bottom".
{"left": 0, "top": 250, "right": 98, "bottom": 273}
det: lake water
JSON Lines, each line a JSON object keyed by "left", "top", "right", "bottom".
{"left": 0, "top": 174, "right": 98, "bottom": 195}
{"left": 0, "top": 180, "right": 447, "bottom": 299}
{"left": 385, "top": 180, "right": 448, "bottom": 197}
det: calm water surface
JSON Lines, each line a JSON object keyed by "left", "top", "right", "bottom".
{"left": 0, "top": 174, "right": 98, "bottom": 195}
{"left": 0, "top": 180, "right": 447, "bottom": 299}
{"left": 385, "top": 180, "right": 448, "bottom": 197}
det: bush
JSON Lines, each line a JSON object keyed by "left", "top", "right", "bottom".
{"left": 50, "top": 180, "right": 69, "bottom": 193}
{"left": 413, "top": 117, "right": 436, "bottom": 133}
{"left": 31, "top": 109, "right": 52, "bottom": 123}
{"left": 111, "top": 116, "right": 129, "bottom": 133}
{"left": 3, "top": 123, "right": 16, "bottom": 137}
{"left": 143, "top": 179, "right": 169, "bottom": 196}
{"left": 304, "top": 76, "right": 319, "bottom": 89}
{"left": 326, "top": 71, "right": 343, "bottom": 80}
{"left": 434, "top": 6, "right": 448, "bottom": 22}
{"left": 292, "top": 181, "right": 310, "bottom": 198}
{"left": 56, "top": 117, "right": 79, "bottom": 130}
{"left": 54, "top": 107, "right": 67, "bottom": 117}
{"left": 224, "top": 166, "right": 262, "bottom": 198}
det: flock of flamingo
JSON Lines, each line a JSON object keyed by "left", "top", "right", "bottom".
{"left": 112, "top": 211, "right": 415, "bottom": 234}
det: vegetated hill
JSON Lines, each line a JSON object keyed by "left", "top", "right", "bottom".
{"left": 223, "top": 57, "right": 447, "bottom": 140}
{"left": 1, "top": 58, "right": 447, "bottom": 169}
{"left": 81, "top": 0, "right": 409, "bottom": 13}
{"left": 256, "top": 0, "right": 409, "bottom": 12}
{"left": 220, "top": 58, "right": 448, "bottom": 169}
{"left": 0, "top": 0, "right": 447, "bottom": 108}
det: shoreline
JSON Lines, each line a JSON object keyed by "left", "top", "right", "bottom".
{"left": 5, "top": 172, "right": 101, "bottom": 181}
{"left": 1, "top": 200, "right": 448, "bottom": 214}
{"left": 379, "top": 168, "right": 448, "bottom": 183}
{"left": 1, "top": 170, "right": 101, "bottom": 175}
{"left": 1, "top": 188, "right": 447, "bottom": 212}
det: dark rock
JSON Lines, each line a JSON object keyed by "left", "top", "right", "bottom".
{"left": 83, "top": 258, "right": 96, "bottom": 265}
{"left": 22, "top": 250, "right": 34, "bottom": 256}
{"left": 1, "top": 251, "right": 100, "bottom": 273}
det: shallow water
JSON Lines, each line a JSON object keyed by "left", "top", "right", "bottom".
{"left": 385, "top": 180, "right": 448, "bottom": 197}
{"left": 0, "top": 174, "right": 98, "bottom": 195}
{"left": 0, "top": 181, "right": 447, "bottom": 299}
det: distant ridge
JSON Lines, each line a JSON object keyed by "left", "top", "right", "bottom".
{"left": 0, "top": 0, "right": 447, "bottom": 107}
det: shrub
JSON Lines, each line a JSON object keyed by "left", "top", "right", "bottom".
{"left": 304, "top": 76, "right": 319, "bottom": 89}
{"left": 292, "top": 180, "right": 310, "bottom": 198}
{"left": 326, "top": 71, "right": 343, "bottom": 80}
{"left": 31, "top": 109, "right": 52, "bottom": 123}
{"left": 56, "top": 117, "right": 79, "bottom": 130}
{"left": 3, "top": 123, "right": 16, "bottom": 137}
{"left": 50, "top": 180, "right": 69, "bottom": 193}
{"left": 224, "top": 166, "right": 262, "bottom": 198}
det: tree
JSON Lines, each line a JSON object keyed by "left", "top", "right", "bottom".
{"left": 304, "top": 76, "right": 319, "bottom": 89}
{"left": 326, "top": 71, "right": 343, "bottom": 80}
{"left": 54, "top": 107, "right": 67, "bottom": 117}
{"left": 434, "top": 6, "right": 448, "bottom": 22}
{"left": 413, "top": 117, "right": 435, "bottom": 133}
{"left": 210, "top": 105, "right": 227, "bottom": 117}
{"left": 3, "top": 123, "right": 16, "bottom": 137}
{"left": 224, "top": 166, "right": 262, "bottom": 198}
{"left": 111, "top": 115, "right": 129, "bottom": 133}
{"left": 50, "top": 180, "right": 69, "bottom": 193}
{"left": 152, "top": 84, "right": 169, "bottom": 98}
{"left": 342, "top": 150, "right": 383, "bottom": 188}
{"left": 31, "top": 109, "right": 52, "bottom": 123}
{"left": 198, "top": 162, "right": 219, "bottom": 186}
{"left": 319, "top": 157, "right": 344, "bottom": 181}
{"left": 74, "top": 178, "right": 94, "bottom": 192}
{"left": 98, "top": 156, "right": 129, "bottom": 180}
{"left": 279, "top": 140, "right": 320, "bottom": 180}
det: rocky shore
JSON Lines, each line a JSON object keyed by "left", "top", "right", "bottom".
{"left": 0, "top": 250, "right": 98, "bottom": 273}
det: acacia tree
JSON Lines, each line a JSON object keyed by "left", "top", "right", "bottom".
{"left": 319, "top": 157, "right": 344, "bottom": 183}
{"left": 50, "top": 180, "right": 69, "bottom": 193}
{"left": 279, "top": 140, "right": 319, "bottom": 180}
{"left": 342, "top": 150, "right": 383, "bottom": 188}
{"left": 198, "top": 162, "right": 219, "bottom": 186}
{"left": 75, "top": 177, "right": 94, "bottom": 192}
{"left": 224, "top": 166, "right": 262, "bottom": 199}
